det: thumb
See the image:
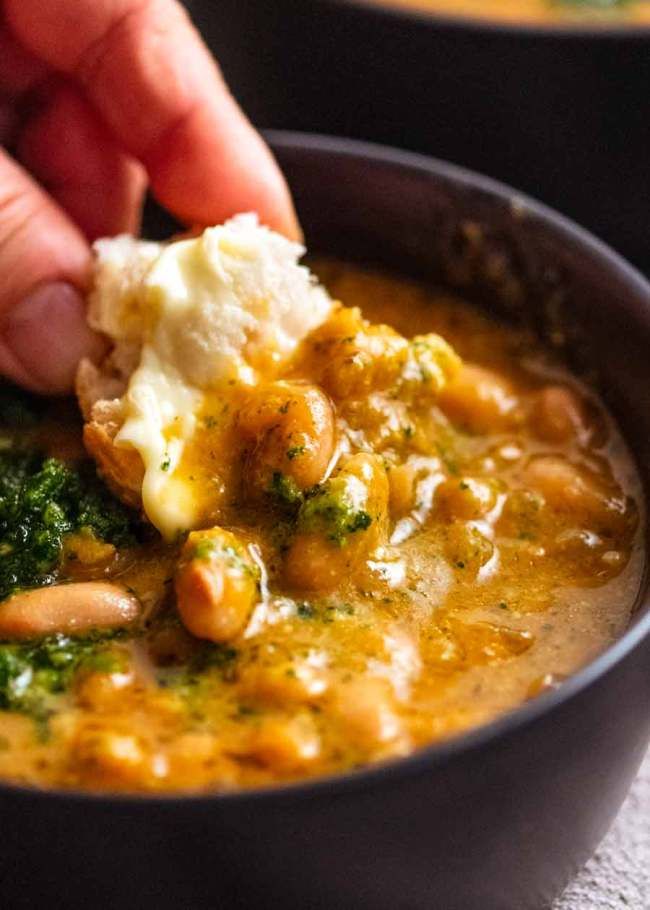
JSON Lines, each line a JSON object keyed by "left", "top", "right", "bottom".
{"left": 0, "top": 148, "right": 104, "bottom": 394}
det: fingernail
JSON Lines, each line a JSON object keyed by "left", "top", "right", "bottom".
{"left": 2, "top": 282, "right": 105, "bottom": 394}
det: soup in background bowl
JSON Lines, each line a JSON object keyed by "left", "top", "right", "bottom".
{"left": 382, "top": 0, "right": 650, "bottom": 25}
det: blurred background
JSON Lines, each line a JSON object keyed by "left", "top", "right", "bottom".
{"left": 183, "top": 0, "right": 650, "bottom": 270}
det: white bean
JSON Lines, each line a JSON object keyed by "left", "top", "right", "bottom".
{"left": 0, "top": 582, "right": 140, "bottom": 639}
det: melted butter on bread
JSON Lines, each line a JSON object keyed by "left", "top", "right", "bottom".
{"left": 87, "top": 215, "right": 332, "bottom": 539}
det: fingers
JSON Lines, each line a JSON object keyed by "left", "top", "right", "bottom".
{"left": 5, "top": 0, "right": 301, "bottom": 238}
{"left": 147, "top": 104, "right": 301, "bottom": 240}
{"left": 0, "top": 25, "right": 145, "bottom": 238}
{"left": 0, "top": 148, "right": 104, "bottom": 393}
{"left": 17, "top": 82, "right": 146, "bottom": 238}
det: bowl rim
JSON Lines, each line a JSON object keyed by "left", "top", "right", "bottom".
{"left": 317, "top": 0, "right": 650, "bottom": 39}
{"left": 2, "top": 130, "right": 649, "bottom": 807}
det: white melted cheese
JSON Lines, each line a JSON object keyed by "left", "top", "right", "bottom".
{"left": 89, "top": 214, "right": 333, "bottom": 538}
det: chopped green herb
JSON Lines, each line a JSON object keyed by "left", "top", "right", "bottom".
{"left": 348, "top": 511, "right": 372, "bottom": 533}
{"left": 286, "top": 445, "right": 306, "bottom": 460}
{"left": 160, "top": 642, "right": 240, "bottom": 695}
{"left": 191, "top": 538, "right": 259, "bottom": 580}
{"left": 160, "top": 455, "right": 171, "bottom": 472}
{"left": 0, "top": 633, "right": 126, "bottom": 725}
{"left": 297, "top": 474, "right": 373, "bottom": 547}
{"left": 296, "top": 600, "right": 354, "bottom": 622}
{"left": 435, "top": 440, "right": 460, "bottom": 476}
{"left": 405, "top": 335, "right": 459, "bottom": 391}
{"left": 268, "top": 471, "right": 303, "bottom": 508}
{"left": 236, "top": 704, "right": 259, "bottom": 718}
{"left": 193, "top": 538, "right": 217, "bottom": 561}
{"left": 0, "top": 453, "right": 140, "bottom": 601}
{"left": 191, "top": 643, "right": 239, "bottom": 673}
{"left": 297, "top": 602, "right": 316, "bottom": 619}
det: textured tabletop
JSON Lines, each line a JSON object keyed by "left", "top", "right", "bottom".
{"left": 554, "top": 748, "right": 650, "bottom": 909}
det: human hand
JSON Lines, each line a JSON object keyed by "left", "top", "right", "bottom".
{"left": 0, "top": 0, "right": 300, "bottom": 393}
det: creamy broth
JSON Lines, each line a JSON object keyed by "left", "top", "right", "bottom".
{"left": 0, "top": 261, "right": 642, "bottom": 792}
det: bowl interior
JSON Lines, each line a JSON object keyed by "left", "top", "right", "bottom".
{"left": 0, "top": 134, "right": 648, "bottom": 910}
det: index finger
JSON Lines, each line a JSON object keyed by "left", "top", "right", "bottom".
{"left": 4, "top": 0, "right": 300, "bottom": 238}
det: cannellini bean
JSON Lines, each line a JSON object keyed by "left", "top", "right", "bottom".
{"left": 284, "top": 453, "right": 389, "bottom": 590}
{"left": 530, "top": 385, "right": 589, "bottom": 444}
{"left": 238, "top": 659, "right": 329, "bottom": 706}
{"left": 245, "top": 713, "right": 321, "bottom": 770}
{"left": 72, "top": 727, "right": 159, "bottom": 788}
{"left": 238, "top": 381, "right": 336, "bottom": 497}
{"left": 0, "top": 582, "right": 140, "bottom": 639}
{"left": 449, "top": 619, "right": 534, "bottom": 664}
{"left": 436, "top": 476, "right": 499, "bottom": 521}
{"left": 522, "top": 456, "right": 622, "bottom": 524}
{"left": 439, "top": 363, "right": 519, "bottom": 433}
{"left": 331, "top": 678, "right": 408, "bottom": 752}
{"left": 444, "top": 523, "right": 494, "bottom": 577}
{"left": 283, "top": 534, "right": 355, "bottom": 591}
{"left": 302, "top": 306, "right": 409, "bottom": 398}
{"left": 75, "top": 662, "right": 135, "bottom": 709}
{"left": 174, "top": 527, "right": 259, "bottom": 643}
{"left": 166, "top": 733, "right": 227, "bottom": 784}
{"left": 388, "top": 462, "right": 418, "bottom": 519}
{"left": 302, "top": 306, "right": 460, "bottom": 402}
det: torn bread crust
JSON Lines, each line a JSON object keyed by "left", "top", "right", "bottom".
{"left": 76, "top": 357, "right": 144, "bottom": 510}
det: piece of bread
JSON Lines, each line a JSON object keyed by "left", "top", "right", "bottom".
{"left": 76, "top": 233, "right": 160, "bottom": 511}
{"left": 76, "top": 354, "right": 144, "bottom": 510}
{"left": 77, "top": 217, "right": 334, "bottom": 526}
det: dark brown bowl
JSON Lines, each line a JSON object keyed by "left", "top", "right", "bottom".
{"left": 1, "top": 133, "right": 649, "bottom": 910}
{"left": 185, "top": 0, "right": 650, "bottom": 269}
